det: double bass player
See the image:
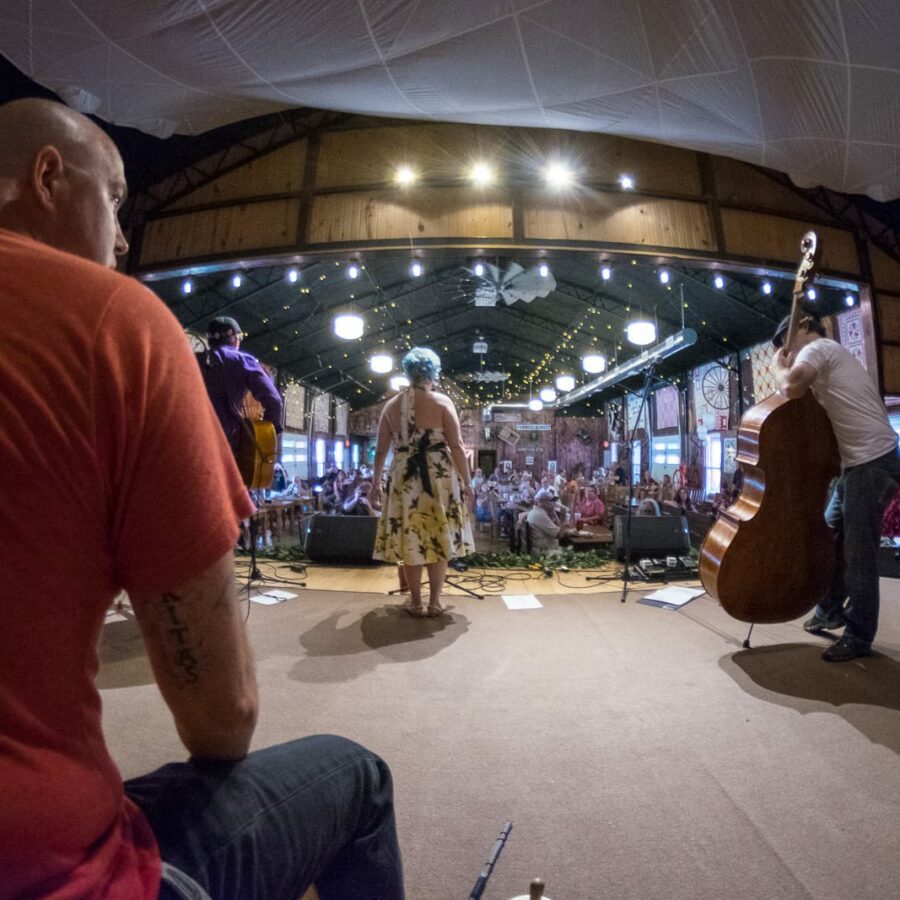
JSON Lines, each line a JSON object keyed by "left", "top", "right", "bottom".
{"left": 773, "top": 305, "right": 900, "bottom": 661}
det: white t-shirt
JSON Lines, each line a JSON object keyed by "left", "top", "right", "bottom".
{"left": 526, "top": 506, "right": 560, "bottom": 552}
{"left": 796, "top": 338, "right": 897, "bottom": 467}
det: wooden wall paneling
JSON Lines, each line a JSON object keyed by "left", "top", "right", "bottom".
{"left": 522, "top": 192, "right": 713, "bottom": 252}
{"left": 519, "top": 130, "right": 703, "bottom": 195}
{"left": 712, "top": 158, "right": 829, "bottom": 221}
{"left": 876, "top": 293, "right": 900, "bottom": 343}
{"left": 881, "top": 344, "right": 900, "bottom": 395}
{"left": 164, "top": 142, "right": 307, "bottom": 210}
{"left": 139, "top": 199, "right": 301, "bottom": 266}
{"left": 308, "top": 189, "right": 513, "bottom": 243}
{"left": 316, "top": 124, "right": 510, "bottom": 189}
{"left": 720, "top": 209, "right": 860, "bottom": 274}
{"left": 870, "top": 246, "right": 900, "bottom": 294}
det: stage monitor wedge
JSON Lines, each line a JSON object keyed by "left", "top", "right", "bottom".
{"left": 306, "top": 514, "right": 378, "bottom": 564}
{"left": 614, "top": 515, "right": 691, "bottom": 560}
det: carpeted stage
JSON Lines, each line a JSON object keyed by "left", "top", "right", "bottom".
{"left": 100, "top": 571, "right": 900, "bottom": 899}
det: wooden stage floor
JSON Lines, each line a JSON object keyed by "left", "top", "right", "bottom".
{"left": 235, "top": 557, "right": 703, "bottom": 597}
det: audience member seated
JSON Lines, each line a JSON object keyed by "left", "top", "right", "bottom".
{"left": 343, "top": 481, "right": 378, "bottom": 516}
{"left": 475, "top": 483, "right": 493, "bottom": 523}
{"left": 637, "top": 498, "right": 661, "bottom": 516}
{"left": 712, "top": 481, "right": 734, "bottom": 513}
{"left": 637, "top": 470, "right": 659, "bottom": 500}
{"left": 670, "top": 486, "right": 695, "bottom": 514}
{"left": 658, "top": 474, "right": 675, "bottom": 503}
{"left": 576, "top": 486, "right": 606, "bottom": 525}
{"left": 526, "top": 488, "right": 568, "bottom": 554}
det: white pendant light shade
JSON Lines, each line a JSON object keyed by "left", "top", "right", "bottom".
{"left": 582, "top": 353, "right": 607, "bottom": 374}
{"left": 528, "top": 398, "right": 544, "bottom": 411}
{"left": 538, "top": 386, "right": 557, "bottom": 403}
{"left": 333, "top": 312, "right": 364, "bottom": 340}
{"left": 389, "top": 375, "right": 410, "bottom": 391}
{"left": 626, "top": 319, "right": 656, "bottom": 346}
{"left": 555, "top": 374, "right": 576, "bottom": 392}
{"left": 369, "top": 352, "right": 393, "bottom": 374}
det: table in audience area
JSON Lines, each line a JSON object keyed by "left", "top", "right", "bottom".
{"left": 257, "top": 500, "right": 304, "bottom": 543}
{"left": 565, "top": 523, "right": 614, "bottom": 551}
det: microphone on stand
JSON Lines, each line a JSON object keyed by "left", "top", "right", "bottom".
{"left": 468, "top": 820, "right": 513, "bottom": 900}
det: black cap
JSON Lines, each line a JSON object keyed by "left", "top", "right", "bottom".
{"left": 772, "top": 315, "right": 791, "bottom": 349}
{"left": 772, "top": 303, "right": 821, "bottom": 349}
{"left": 207, "top": 316, "right": 242, "bottom": 343}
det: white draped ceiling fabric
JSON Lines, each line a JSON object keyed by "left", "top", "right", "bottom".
{"left": 2, "top": 1, "right": 898, "bottom": 199}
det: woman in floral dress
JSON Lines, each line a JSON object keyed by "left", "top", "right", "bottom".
{"left": 370, "top": 348, "right": 475, "bottom": 616}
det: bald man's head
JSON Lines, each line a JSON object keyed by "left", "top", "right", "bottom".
{"left": 0, "top": 98, "right": 128, "bottom": 267}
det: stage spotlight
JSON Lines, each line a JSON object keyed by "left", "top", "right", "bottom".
{"left": 474, "top": 262, "right": 485, "bottom": 277}
{"left": 626, "top": 319, "right": 656, "bottom": 346}
{"left": 806, "top": 287, "right": 817, "bottom": 300}
{"left": 287, "top": 268, "right": 299, "bottom": 284}
{"left": 543, "top": 161, "right": 574, "bottom": 189}
{"left": 619, "top": 174, "right": 635, "bottom": 190}
{"left": 659, "top": 270, "right": 670, "bottom": 285}
{"left": 410, "top": 261, "right": 423, "bottom": 278}
{"left": 538, "top": 386, "right": 557, "bottom": 403}
{"left": 333, "top": 312, "right": 364, "bottom": 340}
{"left": 390, "top": 375, "right": 410, "bottom": 391}
{"left": 369, "top": 352, "right": 393, "bottom": 374}
{"left": 470, "top": 161, "right": 494, "bottom": 187}
{"left": 555, "top": 374, "right": 576, "bottom": 392}
{"left": 181, "top": 279, "right": 193, "bottom": 295}
{"left": 395, "top": 165, "right": 416, "bottom": 186}
{"left": 528, "top": 398, "right": 544, "bottom": 411}
{"left": 600, "top": 266, "right": 612, "bottom": 281}
{"left": 582, "top": 353, "right": 607, "bottom": 374}
{"left": 539, "top": 263, "right": 550, "bottom": 278}
{"left": 713, "top": 274, "right": 725, "bottom": 290}
{"left": 761, "top": 280, "right": 773, "bottom": 295}
{"left": 231, "top": 273, "right": 242, "bottom": 289}
{"left": 845, "top": 293, "right": 855, "bottom": 307}
{"left": 347, "top": 264, "right": 359, "bottom": 280}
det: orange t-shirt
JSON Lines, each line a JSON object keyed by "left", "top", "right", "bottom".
{"left": 0, "top": 229, "right": 254, "bottom": 897}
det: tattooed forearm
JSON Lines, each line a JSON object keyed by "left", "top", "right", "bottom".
{"left": 161, "top": 591, "right": 201, "bottom": 685}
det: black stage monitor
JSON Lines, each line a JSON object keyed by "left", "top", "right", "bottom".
{"left": 614, "top": 515, "right": 691, "bottom": 560}
{"left": 306, "top": 514, "right": 379, "bottom": 564}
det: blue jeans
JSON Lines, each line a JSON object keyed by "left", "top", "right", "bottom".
{"left": 815, "top": 447, "right": 900, "bottom": 645}
{"left": 125, "top": 735, "right": 404, "bottom": 900}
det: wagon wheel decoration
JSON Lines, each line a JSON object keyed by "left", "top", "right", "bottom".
{"left": 701, "top": 364, "right": 731, "bottom": 410}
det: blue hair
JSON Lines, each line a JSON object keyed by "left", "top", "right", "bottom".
{"left": 402, "top": 347, "right": 441, "bottom": 385}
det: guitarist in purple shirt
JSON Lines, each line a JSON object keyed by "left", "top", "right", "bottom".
{"left": 197, "top": 316, "right": 283, "bottom": 453}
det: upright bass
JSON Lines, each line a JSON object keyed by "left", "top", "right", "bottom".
{"left": 699, "top": 232, "right": 840, "bottom": 623}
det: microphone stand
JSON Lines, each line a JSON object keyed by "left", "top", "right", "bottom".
{"left": 586, "top": 361, "right": 663, "bottom": 601}
{"left": 468, "top": 820, "right": 513, "bottom": 900}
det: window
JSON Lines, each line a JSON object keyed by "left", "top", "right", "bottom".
{"left": 652, "top": 438, "right": 681, "bottom": 479}
{"left": 705, "top": 433, "right": 722, "bottom": 497}
{"left": 334, "top": 440, "right": 345, "bottom": 470}
{"left": 280, "top": 433, "right": 308, "bottom": 479}
{"left": 314, "top": 438, "right": 326, "bottom": 477}
{"left": 351, "top": 443, "right": 360, "bottom": 470}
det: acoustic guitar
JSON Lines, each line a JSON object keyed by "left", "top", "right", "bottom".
{"left": 235, "top": 418, "right": 277, "bottom": 489}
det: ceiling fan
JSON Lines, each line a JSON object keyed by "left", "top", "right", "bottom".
{"left": 470, "top": 261, "right": 556, "bottom": 307}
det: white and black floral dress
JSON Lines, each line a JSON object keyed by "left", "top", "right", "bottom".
{"left": 374, "top": 388, "right": 474, "bottom": 565}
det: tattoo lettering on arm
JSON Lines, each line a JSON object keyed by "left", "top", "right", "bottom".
{"left": 161, "top": 591, "right": 201, "bottom": 686}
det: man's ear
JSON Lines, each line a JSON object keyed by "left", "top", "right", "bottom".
{"left": 31, "top": 145, "right": 65, "bottom": 211}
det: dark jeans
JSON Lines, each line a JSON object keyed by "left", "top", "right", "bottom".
{"left": 125, "top": 735, "right": 404, "bottom": 900}
{"left": 816, "top": 447, "right": 900, "bottom": 645}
